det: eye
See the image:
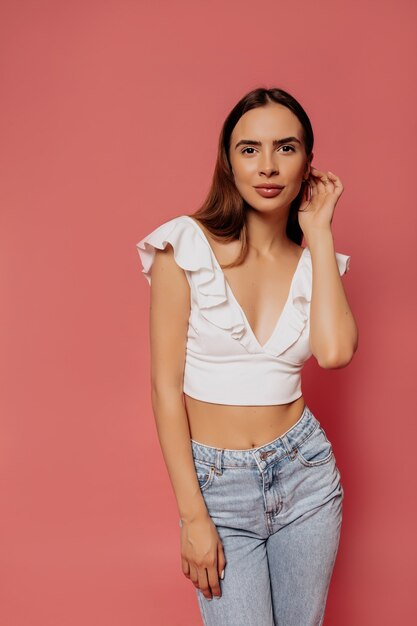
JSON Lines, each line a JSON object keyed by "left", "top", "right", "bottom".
{"left": 241, "top": 145, "right": 296, "bottom": 155}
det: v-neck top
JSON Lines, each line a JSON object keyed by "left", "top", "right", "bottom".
{"left": 136, "top": 214, "right": 351, "bottom": 406}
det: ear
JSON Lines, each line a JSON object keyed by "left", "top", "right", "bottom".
{"left": 305, "top": 153, "right": 314, "bottom": 178}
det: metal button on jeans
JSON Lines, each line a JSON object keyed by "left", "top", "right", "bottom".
{"left": 260, "top": 450, "right": 275, "bottom": 460}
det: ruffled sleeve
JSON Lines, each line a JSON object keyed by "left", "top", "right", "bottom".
{"left": 292, "top": 248, "right": 350, "bottom": 304}
{"left": 136, "top": 216, "right": 213, "bottom": 285}
{"left": 292, "top": 249, "right": 351, "bottom": 309}
{"left": 335, "top": 251, "right": 351, "bottom": 275}
{"left": 136, "top": 215, "right": 251, "bottom": 347}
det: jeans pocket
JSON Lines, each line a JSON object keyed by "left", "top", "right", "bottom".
{"left": 296, "top": 426, "right": 334, "bottom": 467}
{"left": 193, "top": 458, "right": 216, "bottom": 492}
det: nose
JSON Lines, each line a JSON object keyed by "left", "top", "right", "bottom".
{"left": 259, "top": 166, "right": 278, "bottom": 177}
{"left": 258, "top": 153, "right": 278, "bottom": 177}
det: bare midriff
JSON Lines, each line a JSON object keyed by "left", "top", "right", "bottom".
{"left": 184, "top": 393, "right": 306, "bottom": 450}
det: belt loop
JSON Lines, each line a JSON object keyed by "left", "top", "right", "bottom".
{"left": 281, "top": 435, "right": 297, "bottom": 461}
{"left": 214, "top": 449, "right": 223, "bottom": 475}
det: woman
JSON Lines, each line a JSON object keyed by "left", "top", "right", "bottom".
{"left": 136, "top": 86, "right": 358, "bottom": 626}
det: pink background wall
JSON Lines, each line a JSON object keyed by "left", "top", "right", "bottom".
{"left": 1, "top": 1, "right": 416, "bottom": 624}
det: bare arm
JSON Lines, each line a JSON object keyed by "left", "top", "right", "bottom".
{"left": 307, "top": 228, "right": 359, "bottom": 368}
{"left": 149, "top": 244, "right": 208, "bottom": 523}
{"left": 149, "top": 243, "right": 225, "bottom": 599}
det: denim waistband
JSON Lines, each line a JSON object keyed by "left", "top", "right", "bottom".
{"left": 190, "top": 404, "right": 320, "bottom": 471}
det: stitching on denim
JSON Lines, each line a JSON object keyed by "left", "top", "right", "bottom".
{"left": 195, "top": 464, "right": 216, "bottom": 491}
{"left": 297, "top": 448, "right": 334, "bottom": 467}
{"left": 293, "top": 419, "right": 320, "bottom": 450}
{"left": 296, "top": 428, "right": 334, "bottom": 466}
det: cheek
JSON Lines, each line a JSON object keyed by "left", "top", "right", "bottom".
{"left": 232, "top": 161, "right": 256, "bottom": 184}
{"left": 233, "top": 178, "right": 251, "bottom": 199}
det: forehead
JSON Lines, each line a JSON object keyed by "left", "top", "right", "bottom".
{"left": 231, "top": 103, "right": 302, "bottom": 140}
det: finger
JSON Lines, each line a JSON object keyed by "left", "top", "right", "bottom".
{"left": 308, "top": 165, "right": 323, "bottom": 199}
{"left": 327, "top": 170, "right": 338, "bottom": 179}
{"left": 311, "top": 167, "right": 332, "bottom": 194}
{"left": 327, "top": 170, "right": 344, "bottom": 194}
{"left": 309, "top": 175, "right": 319, "bottom": 198}
{"left": 217, "top": 541, "right": 226, "bottom": 578}
{"left": 310, "top": 165, "right": 325, "bottom": 178}
{"left": 207, "top": 564, "right": 222, "bottom": 598}
{"left": 189, "top": 563, "right": 199, "bottom": 587}
{"left": 316, "top": 174, "right": 331, "bottom": 195}
{"left": 181, "top": 557, "right": 190, "bottom": 579}
{"left": 198, "top": 567, "right": 213, "bottom": 600}
{"left": 315, "top": 173, "right": 328, "bottom": 194}
{"left": 323, "top": 171, "right": 337, "bottom": 193}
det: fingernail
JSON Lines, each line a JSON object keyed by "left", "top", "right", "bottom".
{"left": 220, "top": 569, "right": 225, "bottom": 579}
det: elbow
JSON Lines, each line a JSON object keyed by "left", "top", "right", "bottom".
{"left": 319, "top": 354, "right": 353, "bottom": 369}
{"left": 318, "top": 346, "right": 357, "bottom": 369}
{"left": 317, "top": 337, "right": 359, "bottom": 368}
{"left": 151, "top": 379, "right": 184, "bottom": 407}
{"left": 315, "top": 327, "right": 359, "bottom": 369}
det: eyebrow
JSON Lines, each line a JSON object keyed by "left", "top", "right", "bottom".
{"left": 234, "top": 136, "right": 302, "bottom": 150}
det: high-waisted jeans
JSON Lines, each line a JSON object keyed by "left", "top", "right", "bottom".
{"left": 187, "top": 404, "right": 344, "bottom": 626}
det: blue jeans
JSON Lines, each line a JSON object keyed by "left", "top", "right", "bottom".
{"left": 188, "top": 404, "right": 344, "bottom": 626}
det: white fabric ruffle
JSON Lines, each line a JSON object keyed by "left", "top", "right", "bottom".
{"left": 136, "top": 215, "right": 351, "bottom": 357}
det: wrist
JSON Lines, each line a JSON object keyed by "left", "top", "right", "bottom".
{"left": 179, "top": 502, "right": 211, "bottom": 525}
{"left": 304, "top": 227, "right": 334, "bottom": 250}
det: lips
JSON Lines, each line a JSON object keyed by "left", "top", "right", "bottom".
{"left": 254, "top": 185, "right": 284, "bottom": 189}
{"left": 254, "top": 186, "right": 284, "bottom": 198}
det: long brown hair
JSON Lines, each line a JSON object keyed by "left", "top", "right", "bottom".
{"left": 189, "top": 87, "right": 314, "bottom": 269}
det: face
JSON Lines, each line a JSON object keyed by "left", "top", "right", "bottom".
{"left": 229, "top": 103, "right": 312, "bottom": 214}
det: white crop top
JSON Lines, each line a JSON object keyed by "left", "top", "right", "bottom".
{"left": 136, "top": 214, "right": 351, "bottom": 406}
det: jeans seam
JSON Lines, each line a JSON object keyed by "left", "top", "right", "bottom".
{"left": 197, "top": 589, "right": 209, "bottom": 625}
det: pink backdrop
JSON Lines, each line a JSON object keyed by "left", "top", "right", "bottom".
{"left": 1, "top": 1, "right": 416, "bottom": 624}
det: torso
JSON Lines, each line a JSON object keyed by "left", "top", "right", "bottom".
{"left": 184, "top": 393, "right": 306, "bottom": 449}
{"left": 184, "top": 217, "right": 307, "bottom": 450}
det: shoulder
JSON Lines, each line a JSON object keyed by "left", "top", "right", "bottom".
{"left": 137, "top": 214, "right": 191, "bottom": 249}
{"left": 135, "top": 214, "right": 212, "bottom": 285}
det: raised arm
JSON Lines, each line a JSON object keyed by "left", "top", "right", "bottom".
{"left": 307, "top": 229, "right": 358, "bottom": 368}
{"left": 299, "top": 166, "right": 359, "bottom": 368}
{"left": 149, "top": 243, "right": 225, "bottom": 599}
